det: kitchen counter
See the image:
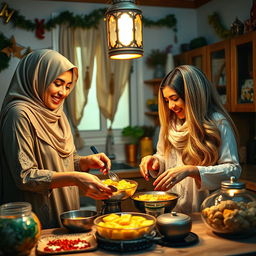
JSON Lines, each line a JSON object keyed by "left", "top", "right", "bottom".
{"left": 30, "top": 213, "right": 256, "bottom": 256}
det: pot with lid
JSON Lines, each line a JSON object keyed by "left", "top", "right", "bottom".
{"left": 156, "top": 212, "right": 192, "bottom": 240}
{"left": 201, "top": 176, "right": 256, "bottom": 236}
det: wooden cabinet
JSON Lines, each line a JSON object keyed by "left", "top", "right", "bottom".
{"left": 230, "top": 31, "right": 256, "bottom": 112}
{"left": 144, "top": 78, "right": 162, "bottom": 125}
{"left": 206, "top": 40, "right": 231, "bottom": 111}
{"left": 174, "top": 31, "right": 256, "bottom": 113}
{"left": 187, "top": 46, "right": 207, "bottom": 73}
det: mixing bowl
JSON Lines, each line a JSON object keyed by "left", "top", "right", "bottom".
{"left": 132, "top": 191, "right": 179, "bottom": 216}
{"left": 94, "top": 212, "right": 156, "bottom": 240}
{"left": 60, "top": 209, "right": 98, "bottom": 232}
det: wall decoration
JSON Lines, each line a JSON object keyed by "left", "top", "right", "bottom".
{"left": 245, "top": 0, "right": 256, "bottom": 32}
{"left": 0, "top": 2, "right": 177, "bottom": 37}
{"left": 35, "top": 19, "right": 45, "bottom": 39}
{"left": 0, "top": 33, "right": 32, "bottom": 72}
{"left": 230, "top": 17, "right": 244, "bottom": 35}
{"left": 0, "top": 3, "right": 15, "bottom": 23}
{"left": 208, "top": 12, "right": 232, "bottom": 39}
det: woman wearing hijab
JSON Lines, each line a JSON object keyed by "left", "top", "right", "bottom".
{"left": 0, "top": 49, "right": 113, "bottom": 228}
{"left": 139, "top": 65, "right": 241, "bottom": 213}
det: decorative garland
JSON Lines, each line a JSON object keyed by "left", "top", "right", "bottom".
{"left": 0, "top": 2, "right": 177, "bottom": 72}
{"left": 2, "top": 2, "right": 177, "bottom": 36}
{"left": 208, "top": 12, "right": 232, "bottom": 39}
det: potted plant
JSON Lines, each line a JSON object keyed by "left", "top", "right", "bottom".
{"left": 122, "top": 126, "right": 144, "bottom": 163}
{"left": 146, "top": 49, "right": 167, "bottom": 78}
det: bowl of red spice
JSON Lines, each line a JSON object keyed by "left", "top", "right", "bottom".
{"left": 60, "top": 209, "right": 98, "bottom": 232}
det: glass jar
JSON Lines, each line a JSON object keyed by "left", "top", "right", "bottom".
{"left": 201, "top": 176, "right": 256, "bottom": 236}
{"left": 0, "top": 202, "right": 41, "bottom": 255}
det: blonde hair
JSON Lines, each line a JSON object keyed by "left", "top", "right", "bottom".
{"left": 158, "top": 65, "right": 239, "bottom": 166}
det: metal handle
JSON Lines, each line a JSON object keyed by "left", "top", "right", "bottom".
{"left": 90, "top": 145, "right": 98, "bottom": 154}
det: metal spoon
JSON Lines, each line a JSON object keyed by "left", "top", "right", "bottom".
{"left": 90, "top": 145, "right": 120, "bottom": 182}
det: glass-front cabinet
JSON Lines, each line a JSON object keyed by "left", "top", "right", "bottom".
{"left": 187, "top": 46, "right": 207, "bottom": 74}
{"left": 231, "top": 32, "right": 256, "bottom": 112}
{"left": 206, "top": 40, "right": 231, "bottom": 111}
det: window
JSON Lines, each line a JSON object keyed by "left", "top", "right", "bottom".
{"left": 75, "top": 49, "right": 139, "bottom": 145}
{"left": 77, "top": 57, "right": 130, "bottom": 132}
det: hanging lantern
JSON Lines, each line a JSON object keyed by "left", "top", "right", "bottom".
{"left": 105, "top": 0, "right": 143, "bottom": 60}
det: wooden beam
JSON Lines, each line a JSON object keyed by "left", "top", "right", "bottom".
{"left": 45, "top": 0, "right": 211, "bottom": 8}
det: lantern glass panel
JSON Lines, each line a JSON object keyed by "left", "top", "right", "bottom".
{"left": 135, "top": 14, "right": 142, "bottom": 47}
{"left": 118, "top": 12, "right": 133, "bottom": 46}
{"left": 109, "top": 15, "right": 117, "bottom": 47}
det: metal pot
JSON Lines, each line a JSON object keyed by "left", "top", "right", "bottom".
{"left": 156, "top": 212, "right": 192, "bottom": 240}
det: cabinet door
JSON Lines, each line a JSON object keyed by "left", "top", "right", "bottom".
{"left": 206, "top": 40, "right": 231, "bottom": 111}
{"left": 187, "top": 46, "right": 207, "bottom": 73}
{"left": 174, "top": 52, "right": 188, "bottom": 67}
{"left": 231, "top": 32, "right": 256, "bottom": 112}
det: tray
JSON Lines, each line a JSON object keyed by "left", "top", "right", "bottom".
{"left": 36, "top": 232, "right": 97, "bottom": 255}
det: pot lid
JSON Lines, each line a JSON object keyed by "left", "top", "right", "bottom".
{"left": 157, "top": 212, "right": 191, "bottom": 225}
{"left": 221, "top": 176, "right": 245, "bottom": 189}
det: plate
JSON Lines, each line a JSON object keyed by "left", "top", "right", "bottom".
{"left": 36, "top": 232, "right": 97, "bottom": 255}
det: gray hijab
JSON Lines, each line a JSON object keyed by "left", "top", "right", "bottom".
{"left": 0, "top": 49, "right": 78, "bottom": 157}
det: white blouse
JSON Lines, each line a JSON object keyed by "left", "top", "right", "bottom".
{"left": 150, "top": 113, "right": 241, "bottom": 213}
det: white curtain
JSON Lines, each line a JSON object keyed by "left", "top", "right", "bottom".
{"left": 59, "top": 24, "right": 98, "bottom": 149}
{"left": 59, "top": 19, "right": 132, "bottom": 148}
{"left": 96, "top": 20, "right": 132, "bottom": 124}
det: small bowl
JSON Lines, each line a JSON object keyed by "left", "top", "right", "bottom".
{"left": 94, "top": 212, "right": 156, "bottom": 240}
{"left": 132, "top": 191, "right": 179, "bottom": 215}
{"left": 60, "top": 209, "right": 98, "bottom": 232}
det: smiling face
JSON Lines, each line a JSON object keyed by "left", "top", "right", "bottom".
{"left": 43, "top": 70, "right": 73, "bottom": 110}
{"left": 162, "top": 86, "right": 185, "bottom": 120}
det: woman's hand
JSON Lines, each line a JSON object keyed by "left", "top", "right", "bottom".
{"left": 79, "top": 153, "right": 111, "bottom": 174}
{"left": 139, "top": 155, "right": 159, "bottom": 181}
{"left": 73, "top": 172, "right": 113, "bottom": 200}
{"left": 153, "top": 165, "right": 200, "bottom": 191}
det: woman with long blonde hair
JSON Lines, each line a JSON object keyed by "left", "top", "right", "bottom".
{"left": 139, "top": 65, "right": 241, "bottom": 213}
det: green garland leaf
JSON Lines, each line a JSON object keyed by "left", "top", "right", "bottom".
{"left": 143, "top": 14, "right": 177, "bottom": 32}
{"left": 208, "top": 12, "right": 232, "bottom": 39}
{"left": 0, "top": 32, "right": 11, "bottom": 72}
{"left": 3, "top": 2, "right": 177, "bottom": 31}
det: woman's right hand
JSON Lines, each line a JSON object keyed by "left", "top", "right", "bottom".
{"left": 139, "top": 155, "right": 159, "bottom": 181}
{"left": 74, "top": 172, "right": 113, "bottom": 200}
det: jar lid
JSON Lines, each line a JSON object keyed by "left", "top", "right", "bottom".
{"left": 157, "top": 212, "right": 191, "bottom": 225}
{"left": 221, "top": 176, "right": 245, "bottom": 189}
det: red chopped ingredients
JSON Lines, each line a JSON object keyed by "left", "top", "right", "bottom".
{"left": 43, "top": 238, "right": 91, "bottom": 252}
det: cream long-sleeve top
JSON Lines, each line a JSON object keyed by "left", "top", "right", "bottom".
{"left": 150, "top": 113, "right": 241, "bottom": 213}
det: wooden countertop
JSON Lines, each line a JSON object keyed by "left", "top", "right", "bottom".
{"left": 30, "top": 213, "right": 256, "bottom": 256}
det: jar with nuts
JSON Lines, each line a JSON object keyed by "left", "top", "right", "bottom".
{"left": 201, "top": 176, "right": 256, "bottom": 237}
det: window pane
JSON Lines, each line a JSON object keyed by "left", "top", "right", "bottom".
{"left": 78, "top": 55, "right": 100, "bottom": 131}
{"left": 107, "top": 82, "right": 130, "bottom": 129}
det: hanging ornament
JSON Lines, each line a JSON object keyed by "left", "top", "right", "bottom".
{"left": 35, "top": 19, "right": 45, "bottom": 39}
{"left": 1, "top": 36, "right": 24, "bottom": 58}
{"left": 0, "top": 3, "right": 15, "bottom": 23}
